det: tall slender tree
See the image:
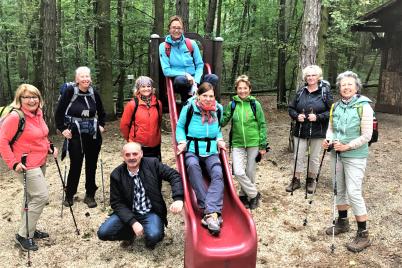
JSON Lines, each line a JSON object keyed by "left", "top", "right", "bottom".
{"left": 277, "top": 0, "right": 287, "bottom": 108}
{"left": 116, "top": 0, "right": 125, "bottom": 115}
{"left": 176, "top": 0, "right": 189, "bottom": 31}
{"left": 41, "top": 0, "right": 57, "bottom": 132}
{"left": 297, "top": 0, "right": 321, "bottom": 87}
{"left": 205, "top": 0, "right": 217, "bottom": 37}
{"left": 95, "top": 0, "right": 114, "bottom": 120}
{"left": 153, "top": 0, "right": 164, "bottom": 35}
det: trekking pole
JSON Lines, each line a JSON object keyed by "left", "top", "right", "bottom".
{"left": 51, "top": 144, "right": 80, "bottom": 235}
{"left": 305, "top": 108, "right": 313, "bottom": 199}
{"left": 21, "top": 154, "right": 32, "bottom": 267}
{"left": 290, "top": 109, "right": 304, "bottom": 196}
{"left": 303, "top": 149, "right": 326, "bottom": 226}
{"left": 100, "top": 150, "right": 106, "bottom": 209}
{"left": 61, "top": 139, "right": 69, "bottom": 218}
{"left": 330, "top": 146, "right": 339, "bottom": 253}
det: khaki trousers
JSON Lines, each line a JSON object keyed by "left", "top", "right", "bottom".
{"left": 18, "top": 166, "right": 48, "bottom": 238}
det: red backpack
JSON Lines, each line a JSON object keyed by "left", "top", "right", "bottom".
{"left": 164, "top": 38, "right": 194, "bottom": 58}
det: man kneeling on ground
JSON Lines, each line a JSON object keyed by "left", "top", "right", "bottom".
{"left": 97, "top": 142, "right": 184, "bottom": 249}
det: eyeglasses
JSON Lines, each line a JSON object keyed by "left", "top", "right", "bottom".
{"left": 21, "top": 96, "right": 39, "bottom": 100}
{"left": 170, "top": 27, "right": 183, "bottom": 31}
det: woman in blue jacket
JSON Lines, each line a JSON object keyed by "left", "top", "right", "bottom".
{"left": 159, "top": 15, "right": 218, "bottom": 103}
{"left": 176, "top": 82, "right": 225, "bottom": 236}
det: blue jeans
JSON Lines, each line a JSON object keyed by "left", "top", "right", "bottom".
{"left": 173, "top": 74, "right": 219, "bottom": 103}
{"left": 184, "top": 152, "right": 224, "bottom": 214}
{"left": 97, "top": 212, "right": 164, "bottom": 248}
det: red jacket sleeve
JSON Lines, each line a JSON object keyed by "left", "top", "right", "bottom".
{"left": 120, "top": 100, "right": 135, "bottom": 141}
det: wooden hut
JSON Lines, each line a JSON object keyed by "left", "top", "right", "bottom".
{"left": 352, "top": 0, "right": 402, "bottom": 114}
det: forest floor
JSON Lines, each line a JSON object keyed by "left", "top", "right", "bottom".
{"left": 0, "top": 95, "right": 401, "bottom": 268}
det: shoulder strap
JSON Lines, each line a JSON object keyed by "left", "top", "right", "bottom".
{"left": 165, "top": 38, "right": 194, "bottom": 58}
{"left": 184, "top": 104, "right": 194, "bottom": 135}
{"left": 128, "top": 97, "right": 140, "bottom": 137}
{"left": 329, "top": 103, "right": 336, "bottom": 125}
{"left": 185, "top": 38, "right": 194, "bottom": 55}
{"left": 250, "top": 99, "right": 257, "bottom": 119}
{"left": 165, "top": 42, "right": 171, "bottom": 58}
{"left": 9, "top": 108, "right": 25, "bottom": 147}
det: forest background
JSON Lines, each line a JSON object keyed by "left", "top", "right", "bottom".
{"left": 0, "top": 0, "right": 386, "bottom": 131}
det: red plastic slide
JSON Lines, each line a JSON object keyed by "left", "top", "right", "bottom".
{"left": 165, "top": 78, "right": 258, "bottom": 268}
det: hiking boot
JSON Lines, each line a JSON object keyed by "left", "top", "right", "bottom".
{"left": 239, "top": 195, "right": 250, "bottom": 209}
{"left": 325, "top": 218, "right": 350, "bottom": 235}
{"left": 63, "top": 197, "right": 73, "bottom": 207}
{"left": 15, "top": 234, "right": 38, "bottom": 251}
{"left": 33, "top": 230, "right": 49, "bottom": 239}
{"left": 346, "top": 230, "right": 371, "bottom": 253}
{"left": 201, "top": 213, "right": 221, "bottom": 236}
{"left": 306, "top": 177, "right": 316, "bottom": 194}
{"left": 84, "top": 195, "right": 97, "bottom": 208}
{"left": 285, "top": 177, "right": 301, "bottom": 192}
{"left": 249, "top": 192, "right": 261, "bottom": 210}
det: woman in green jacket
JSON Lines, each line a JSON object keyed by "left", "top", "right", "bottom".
{"left": 221, "top": 75, "right": 267, "bottom": 209}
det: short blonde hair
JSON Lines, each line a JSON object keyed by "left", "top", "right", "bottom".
{"left": 302, "top": 65, "right": 323, "bottom": 82}
{"left": 235, "top": 75, "right": 252, "bottom": 90}
{"left": 168, "top": 15, "right": 184, "bottom": 30}
{"left": 11, "top": 84, "right": 44, "bottom": 109}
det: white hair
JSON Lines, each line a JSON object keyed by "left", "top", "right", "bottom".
{"left": 75, "top": 66, "right": 91, "bottom": 76}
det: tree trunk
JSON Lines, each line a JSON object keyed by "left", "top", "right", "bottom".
{"left": 117, "top": 0, "right": 125, "bottom": 115}
{"left": 277, "top": 0, "right": 287, "bottom": 108}
{"left": 216, "top": 0, "right": 222, "bottom": 37}
{"left": 153, "top": 0, "right": 164, "bottom": 35}
{"left": 56, "top": 0, "right": 67, "bottom": 82}
{"left": 17, "top": 0, "right": 28, "bottom": 82}
{"left": 30, "top": 1, "right": 43, "bottom": 90}
{"left": 95, "top": 0, "right": 114, "bottom": 120}
{"left": 243, "top": 1, "right": 256, "bottom": 74}
{"left": 297, "top": 0, "right": 321, "bottom": 88}
{"left": 205, "top": 0, "right": 217, "bottom": 38}
{"left": 230, "top": 0, "right": 250, "bottom": 87}
{"left": 176, "top": 0, "right": 189, "bottom": 32}
{"left": 317, "top": 4, "right": 328, "bottom": 68}
{"left": 41, "top": 0, "right": 57, "bottom": 133}
{"left": 74, "top": 0, "right": 81, "bottom": 66}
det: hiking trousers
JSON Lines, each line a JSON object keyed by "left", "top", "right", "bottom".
{"left": 185, "top": 152, "right": 224, "bottom": 214}
{"left": 18, "top": 166, "right": 48, "bottom": 238}
{"left": 293, "top": 137, "right": 323, "bottom": 175}
{"left": 66, "top": 133, "right": 102, "bottom": 198}
{"left": 232, "top": 147, "right": 259, "bottom": 199}
{"left": 332, "top": 155, "right": 367, "bottom": 216}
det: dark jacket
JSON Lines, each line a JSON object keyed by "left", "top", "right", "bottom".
{"left": 110, "top": 157, "right": 184, "bottom": 227}
{"left": 288, "top": 80, "right": 333, "bottom": 139}
{"left": 55, "top": 85, "right": 106, "bottom": 133}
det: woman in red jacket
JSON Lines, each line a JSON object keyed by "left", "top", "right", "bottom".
{"left": 120, "top": 76, "right": 162, "bottom": 160}
{"left": 0, "top": 84, "right": 57, "bottom": 252}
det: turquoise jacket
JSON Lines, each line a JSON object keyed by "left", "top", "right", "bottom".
{"left": 221, "top": 95, "right": 267, "bottom": 149}
{"left": 159, "top": 35, "right": 204, "bottom": 84}
{"left": 332, "top": 95, "right": 371, "bottom": 158}
{"left": 176, "top": 99, "right": 223, "bottom": 156}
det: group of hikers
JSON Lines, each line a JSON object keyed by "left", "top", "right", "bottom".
{"left": 0, "top": 15, "right": 374, "bottom": 260}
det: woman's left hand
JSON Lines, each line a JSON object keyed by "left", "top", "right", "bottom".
{"left": 259, "top": 149, "right": 266, "bottom": 156}
{"left": 99, "top": 126, "right": 105, "bottom": 133}
{"left": 308, "top": 113, "right": 317, "bottom": 122}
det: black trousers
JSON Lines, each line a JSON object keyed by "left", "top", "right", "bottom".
{"left": 65, "top": 133, "right": 102, "bottom": 198}
{"left": 142, "top": 144, "right": 161, "bottom": 161}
